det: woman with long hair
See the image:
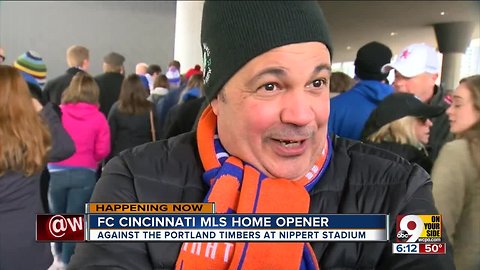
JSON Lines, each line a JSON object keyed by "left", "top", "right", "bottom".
{"left": 0, "top": 65, "right": 74, "bottom": 269}
{"left": 48, "top": 71, "right": 110, "bottom": 267}
{"left": 361, "top": 92, "right": 445, "bottom": 173}
{"left": 178, "top": 73, "right": 204, "bottom": 104}
{"left": 107, "top": 74, "right": 159, "bottom": 161}
{"left": 432, "top": 75, "right": 480, "bottom": 270}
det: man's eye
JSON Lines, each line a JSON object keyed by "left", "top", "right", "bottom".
{"left": 261, "top": 83, "right": 277, "bottom": 91}
{"left": 310, "top": 79, "right": 327, "bottom": 88}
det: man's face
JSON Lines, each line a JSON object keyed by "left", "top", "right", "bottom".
{"left": 393, "top": 71, "right": 437, "bottom": 102}
{"left": 211, "top": 42, "right": 331, "bottom": 180}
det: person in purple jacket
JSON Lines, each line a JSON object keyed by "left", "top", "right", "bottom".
{"left": 48, "top": 71, "right": 111, "bottom": 267}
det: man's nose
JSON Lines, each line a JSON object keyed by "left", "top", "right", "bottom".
{"left": 279, "top": 90, "right": 316, "bottom": 126}
{"left": 393, "top": 78, "right": 406, "bottom": 91}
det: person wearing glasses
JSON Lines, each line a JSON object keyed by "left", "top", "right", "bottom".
{"left": 361, "top": 92, "right": 446, "bottom": 173}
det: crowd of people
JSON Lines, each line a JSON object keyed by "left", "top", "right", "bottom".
{"left": 0, "top": 1, "right": 479, "bottom": 270}
{"left": 0, "top": 44, "right": 205, "bottom": 269}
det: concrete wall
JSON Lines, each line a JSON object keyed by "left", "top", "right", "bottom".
{"left": 0, "top": 1, "right": 177, "bottom": 79}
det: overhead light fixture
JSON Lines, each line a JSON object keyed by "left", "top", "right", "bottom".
{"left": 390, "top": 32, "right": 398, "bottom": 36}
{"left": 440, "top": 11, "right": 445, "bottom": 15}
{"left": 346, "top": 46, "right": 351, "bottom": 50}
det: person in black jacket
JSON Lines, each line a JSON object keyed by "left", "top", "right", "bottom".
{"left": 160, "top": 96, "right": 206, "bottom": 139}
{"left": 361, "top": 93, "right": 446, "bottom": 173}
{"left": 43, "top": 45, "right": 90, "bottom": 105}
{"left": 107, "top": 74, "right": 160, "bottom": 162}
{"left": 96, "top": 52, "right": 126, "bottom": 118}
{"left": 69, "top": 1, "right": 455, "bottom": 269}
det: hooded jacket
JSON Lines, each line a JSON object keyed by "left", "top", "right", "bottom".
{"left": 49, "top": 102, "right": 110, "bottom": 169}
{"left": 147, "top": 87, "right": 169, "bottom": 104}
{"left": 328, "top": 80, "right": 393, "bottom": 140}
{"left": 69, "top": 133, "right": 454, "bottom": 270}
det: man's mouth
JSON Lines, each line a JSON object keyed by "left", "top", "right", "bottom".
{"left": 273, "top": 139, "right": 306, "bottom": 148}
{"left": 278, "top": 139, "right": 302, "bottom": 147}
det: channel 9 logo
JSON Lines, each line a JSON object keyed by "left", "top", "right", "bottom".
{"left": 396, "top": 215, "right": 442, "bottom": 243}
{"left": 36, "top": 214, "right": 85, "bottom": 241}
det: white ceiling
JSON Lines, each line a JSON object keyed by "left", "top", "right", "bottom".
{"left": 318, "top": 1, "right": 480, "bottom": 62}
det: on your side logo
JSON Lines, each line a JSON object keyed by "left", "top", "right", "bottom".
{"left": 396, "top": 214, "right": 442, "bottom": 243}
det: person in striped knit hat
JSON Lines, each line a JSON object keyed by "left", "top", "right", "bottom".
{"left": 13, "top": 50, "right": 47, "bottom": 88}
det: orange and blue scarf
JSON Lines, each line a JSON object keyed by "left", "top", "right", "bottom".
{"left": 176, "top": 105, "right": 332, "bottom": 270}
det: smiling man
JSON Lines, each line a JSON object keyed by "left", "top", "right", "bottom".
{"left": 69, "top": 1, "right": 454, "bottom": 269}
{"left": 211, "top": 42, "right": 331, "bottom": 180}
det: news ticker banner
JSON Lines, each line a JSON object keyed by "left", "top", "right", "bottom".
{"left": 86, "top": 214, "right": 387, "bottom": 241}
{"left": 35, "top": 203, "right": 446, "bottom": 254}
{"left": 37, "top": 203, "right": 388, "bottom": 242}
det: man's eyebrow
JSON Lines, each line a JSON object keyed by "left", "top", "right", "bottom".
{"left": 248, "top": 64, "right": 331, "bottom": 86}
{"left": 247, "top": 67, "right": 287, "bottom": 86}
{"left": 312, "top": 64, "right": 331, "bottom": 75}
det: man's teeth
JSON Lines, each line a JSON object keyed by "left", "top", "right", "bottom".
{"left": 280, "top": 140, "right": 301, "bottom": 147}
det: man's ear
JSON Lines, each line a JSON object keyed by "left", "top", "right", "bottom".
{"left": 82, "top": 59, "right": 90, "bottom": 71}
{"left": 210, "top": 98, "right": 219, "bottom": 115}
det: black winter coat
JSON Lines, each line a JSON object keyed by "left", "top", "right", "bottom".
{"left": 366, "top": 141, "right": 433, "bottom": 173}
{"left": 43, "top": 67, "right": 83, "bottom": 105}
{"left": 69, "top": 134, "right": 455, "bottom": 270}
{"left": 107, "top": 102, "right": 160, "bottom": 161}
{"left": 95, "top": 72, "right": 124, "bottom": 118}
{"left": 428, "top": 85, "right": 453, "bottom": 161}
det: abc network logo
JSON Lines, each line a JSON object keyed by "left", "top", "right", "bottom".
{"left": 36, "top": 214, "right": 85, "bottom": 241}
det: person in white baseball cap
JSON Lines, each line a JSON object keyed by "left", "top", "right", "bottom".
{"left": 383, "top": 43, "right": 439, "bottom": 78}
{"left": 383, "top": 43, "right": 451, "bottom": 161}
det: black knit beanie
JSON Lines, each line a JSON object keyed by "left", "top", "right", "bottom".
{"left": 201, "top": 1, "right": 332, "bottom": 101}
{"left": 354, "top": 41, "right": 392, "bottom": 81}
